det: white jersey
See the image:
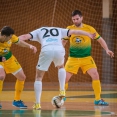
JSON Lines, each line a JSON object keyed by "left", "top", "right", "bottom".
{"left": 29, "top": 27, "right": 69, "bottom": 48}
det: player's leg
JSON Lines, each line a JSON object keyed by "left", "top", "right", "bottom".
{"left": 65, "top": 72, "right": 73, "bottom": 90}
{"left": 0, "top": 66, "right": 6, "bottom": 109}
{"left": 4, "top": 55, "right": 27, "bottom": 108}
{"left": 81, "top": 56, "right": 108, "bottom": 106}
{"left": 13, "top": 69, "right": 26, "bottom": 101}
{"left": 65, "top": 57, "right": 79, "bottom": 90}
{"left": 33, "top": 69, "right": 45, "bottom": 110}
{"left": 54, "top": 49, "right": 66, "bottom": 97}
{"left": 87, "top": 68, "right": 108, "bottom": 106}
{"left": 87, "top": 68, "right": 101, "bottom": 100}
{"left": 12, "top": 69, "right": 27, "bottom": 109}
{"left": 33, "top": 50, "right": 53, "bottom": 109}
{"left": 57, "top": 65, "right": 66, "bottom": 97}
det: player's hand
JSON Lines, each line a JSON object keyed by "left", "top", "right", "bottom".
{"left": 106, "top": 50, "right": 114, "bottom": 58}
{"left": 30, "top": 45, "right": 37, "bottom": 53}
{"left": 89, "top": 33, "right": 96, "bottom": 39}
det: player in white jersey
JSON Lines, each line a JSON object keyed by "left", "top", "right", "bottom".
{"left": 19, "top": 27, "right": 95, "bottom": 109}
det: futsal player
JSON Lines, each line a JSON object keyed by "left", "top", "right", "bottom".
{"left": 19, "top": 26, "right": 95, "bottom": 109}
{"left": 0, "top": 26, "right": 37, "bottom": 109}
{"left": 62, "top": 10, "right": 114, "bottom": 105}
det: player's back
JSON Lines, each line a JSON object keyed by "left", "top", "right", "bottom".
{"left": 38, "top": 27, "right": 68, "bottom": 47}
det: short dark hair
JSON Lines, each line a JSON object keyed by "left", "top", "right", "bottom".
{"left": 71, "top": 10, "right": 82, "bottom": 17}
{"left": 1, "top": 26, "right": 14, "bottom": 36}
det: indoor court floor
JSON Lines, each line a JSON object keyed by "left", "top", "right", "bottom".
{"left": 0, "top": 83, "right": 117, "bottom": 117}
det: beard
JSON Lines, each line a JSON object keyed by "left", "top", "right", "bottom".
{"left": 74, "top": 22, "right": 82, "bottom": 27}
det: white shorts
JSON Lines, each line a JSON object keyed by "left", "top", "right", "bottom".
{"left": 36, "top": 45, "right": 65, "bottom": 71}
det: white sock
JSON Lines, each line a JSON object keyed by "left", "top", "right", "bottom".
{"left": 58, "top": 68, "right": 66, "bottom": 90}
{"left": 34, "top": 81, "right": 42, "bottom": 104}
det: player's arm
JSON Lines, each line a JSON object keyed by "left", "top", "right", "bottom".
{"left": 16, "top": 39, "right": 37, "bottom": 53}
{"left": 62, "top": 38, "right": 68, "bottom": 47}
{"left": 19, "top": 34, "right": 32, "bottom": 41}
{"left": 68, "top": 30, "right": 96, "bottom": 39}
{"left": 97, "top": 37, "right": 114, "bottom": 58}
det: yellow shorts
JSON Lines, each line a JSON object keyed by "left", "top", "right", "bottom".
{"left": 0, "top": 55, "right": 21, "bottom": 74}
{"left": 65, "top": 56, "right": 97, "bottom": 74}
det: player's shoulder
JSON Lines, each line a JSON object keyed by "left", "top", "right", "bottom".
{"left": 11, "top": 34, "right": 18, "bottom": 39}
{"left": 83, "top": 24, "right": 95, "bottom": 30}
{"left": 66, "top": 25, "right": 75, "bottom": 29}
{"left": 11, "top": 34, "right": 19, "bottom": 43}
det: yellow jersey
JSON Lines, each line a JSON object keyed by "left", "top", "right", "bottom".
{"left": 64, "top": 24, "right": 100, "bottom": 58}
{"left": 0, "top": 34, "right": 19, "bottom": 56}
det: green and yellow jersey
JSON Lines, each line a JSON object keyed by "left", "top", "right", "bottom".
{"left": 64, "top": 24, "right": 100, "bottom": 58}
{"left": 0, "top": 34, "right": 19, "bottom": 56}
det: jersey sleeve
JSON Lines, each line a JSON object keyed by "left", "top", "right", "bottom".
{"left": 61, "top": 28, "right": 69, "bottom": 38}
{"left": 90, "top": 27, "right": 101, "bottom": 40}
{"left": 62, "top": 26, "right": 71, "bottom": 40}
{"left": 11, "top": 35, "right": 19, "bottom": 43}
{"left": 29, "top": 29, "right": 41, "bottom": 43}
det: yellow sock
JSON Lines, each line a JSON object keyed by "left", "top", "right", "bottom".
{"left": 0, "top": 80, "right": 3, "bottom": 100}
{"left": 65, "top": 83, "right": 68, "bottom": 91}
{"left": 92, "top": 80, "right": 101, "bottom": 101}
{"left": 14, "top": 79, "right": 24, "bottom": 101}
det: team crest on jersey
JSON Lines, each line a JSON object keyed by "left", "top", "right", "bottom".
{"left": 3, "top": 49, "right": 8, "bottom": 53}
{"left": 75, "top": 38, "right": 82, "bottom": 43}
{"left": 72, "top": 36, "right": 85, "bottom": 44}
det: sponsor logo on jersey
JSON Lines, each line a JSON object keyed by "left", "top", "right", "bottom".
{"left": 46, "top": 38, "right": 58, "bottom": 42}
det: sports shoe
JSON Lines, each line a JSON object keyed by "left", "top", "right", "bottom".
{"left": 0, "top": 104, "right": 2, "bottom": 109}
{"left": 63, "top": 97, "right": 66, "bottom": 101}
{"left": 33, "top": 103, "right": 41, "bottom": 110}
{"left": 94, "top": 99, "right": 109, "bottom": 106}
{"left": 59, "top": 90, "right": 66, "bottom": 97}
{"left": 12, "top": 100, "right": 27, "bottom": 109}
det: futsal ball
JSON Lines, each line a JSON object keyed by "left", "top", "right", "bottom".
{"left": 51, "top": 96, "right": 64, "bottom": 108}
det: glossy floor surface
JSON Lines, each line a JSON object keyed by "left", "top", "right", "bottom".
{"left": 0, "top": 90, "right": 117, "bottom": 117}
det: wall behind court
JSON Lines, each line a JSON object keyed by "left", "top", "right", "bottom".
{"left": 0, "top": 0, "right": 116, "bottom": 83}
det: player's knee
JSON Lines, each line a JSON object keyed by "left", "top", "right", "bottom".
{"left": 92, "top": 72, "right": 99, "bottom": 80}
{"left": 0, "top": 75, "right": 5, "bottom": 80}
{"left": 23, "top": 75, "right": 26, "bottom": 80}
{"left": 35, "top": 73, "right": 43, "bottom": 81}
{"left": 20, "top": 74, "right": 26, "bottom": 81}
